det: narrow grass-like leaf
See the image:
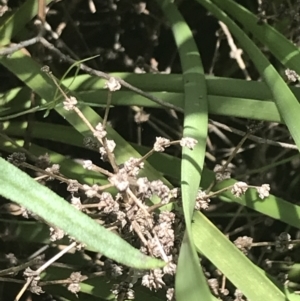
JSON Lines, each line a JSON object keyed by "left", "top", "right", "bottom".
{"left": 0, "top": 157, "right": 164, "bottom": 269}
{"left": 192, "top": 211, "right": 296, "bottom": 301}
{"left": 1, "top": 84, "right": 284, "bottom": 123}
{"left": 197, "top": 0, "right": 300, "bottom": 151}
{"left": 157, "top": 1, "right": 212, "bottom": 300}
{"left": 5, "top": 71, "right": 300, "bottom": 123}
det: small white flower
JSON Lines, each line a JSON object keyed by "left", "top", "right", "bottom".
{"left": 170, "top": 188, "right": 178, "bottom": 199}
{"left": 104, "top": 77, "right": 121, "bottom": 91}
{"left": 99, "top": 140, "right": 116, "bottom": 161}
{"left": 163, "top": 260, "right": 176, "bottom": 275}
{"left": 285, "top": 68, "right": 300, "bottom": 82}
{"left": 166, "top": 288, "right": 175, "bottom": 301}
{"left": 256, "top": 184, "right": 270, "bottom": 199}
{"left": 124, "top": 157, "right": 144, "bottom": 176}
{"left": 45, "top": 164, "right": 60, "bottom": 180}
{"left": 71, "top": 196, "right": 82, "bottom": 210}
{"left": 109, "top": 169, "right": 129, "bottom": 191}
{"left": 49, "top": 227, "right": 65, "bottom": 241}
{"left": 45, "top": 164, "right": 60, "bottom": 174}
{"left": 180, "top": 137, "right": 198, "bottom": 150}
{"left": 231, "top": 182, "right": 248, "bottom": 197}
{"left": 94, "top": 123, "right": 107, "bottom": 139}
{"left": 63, "top": 96, "right": 77, "bottom": 111}
{"left": 67, "top": 180, "right": 79, "bottom": 192}
{"left": 99, "top": 147, "right": 107, "bottom": 161}
{"left": 106, "top": 139, "right": 116, "bottom": 152}
{"left": 137, "top": 177, "right": 152, "bottom": 197}
{"left": 134, "top": 110, "right": 150, "bottom": 124}
{"left": 82, "top": 160, "right": 93, "bottom": 170}
{"left": 153, "top": 137, "right": 170, "bottom": 152}
{"left": 41, "top": 65, "right": 50, "bottom": 73}
{"left": 83, "top": 184, "right": 99, "bottom": 198}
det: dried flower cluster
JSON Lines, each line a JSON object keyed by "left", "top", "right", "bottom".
{"left": 234, "top": 236, "right": 253, "bottom": 255}
{"left": 33, "top": 99, "right": 196, "bottom": 299}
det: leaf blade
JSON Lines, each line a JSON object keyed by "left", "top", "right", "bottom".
{"left": 0, "top": 157, "right": 164, "bottom": 269}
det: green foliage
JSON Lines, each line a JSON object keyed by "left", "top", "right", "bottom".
{"left": 2, "top": 0, "right": 300, "bottom": 301}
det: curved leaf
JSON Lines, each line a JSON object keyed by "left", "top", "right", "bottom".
{"left": 192, "top": 212, "right": 295, "bottom": 301}
{"left": 157, "top": 1, "right": 213, "bottom": 300}
{"left": 0, "top": 157, "right": 165, "bottom": 269}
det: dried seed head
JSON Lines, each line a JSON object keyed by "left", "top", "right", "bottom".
{"left": 180, "top": 137, "right": 198, "bottom": 150}
{"left": 5, "top": 253, "right": 18, "bottom": 266}
{"left": 94, "top": 123, "right": 107, "bottom": 139}
{"left": 163, "top": 257, "right": 176, "bottom": 275}
{"left": 234, "top": 236, "right": 253, "bottom": 255}
{"left": 98, "top": 192, "right": 119, "bottom": 213}
{"left": 153, "top": 137, "right": 170, "bottom": 152}
{"left": 109, "top": 169, "right": 129, "bottom": 191}
{"left": 166, "top": 288, "right": 175, "bottom": 301}
{"left": 234, "top": 289, "right": 245, "bottom": 301}
{"left": 195, "top": 190, "right": 210, "bottom": 210}
{"left": 256, "top": 184, "right": 270, "bottom": 199}
{"left": 231, "top": 182, "right": 248, "bottom": 197}
{"left": 68, "top": 283, "right": 80, "bottom": 295}
{"left": 112, "top": 282, "right": 134, "bottom": 300}
{"left": 30, "top": 277, "right": 44, "bottom": 295}
{"left": 69, "top": 271, "right": 83, "bottom": 282}
{"left": 41, "top": 65, "right": 50, "bottom": 73}
{"left": 110, "top": 263, "right": 123, "bottom": 278}
{"left": 285, "top": 68, "right": 300, "bottom": 82}
{"left": 134, "top": 110, "right": 150, "bottom": 124}
{"left": 71, "top": 196, "right": 82, "bottom": 210}
{"left": 99, "top": 140, "right": 116, "bottom": 161}
{"left": 159, "top": 211, "right": 175, "bottom": 224}
{"left": 82, "top": 184, "right": 99, "bottom": 198}
{"left": 208, "top": 278, "right": 219, "bottom": 296}
{"left": 116, "top": 211, "right": 127, "bottom": 227}
{"left": 150, "top": 180, "right": 171, "bottom": 204}
{"left": 124, "top": 157, "right": 144, "bottom": 176}
{"left": 105, "top": 77, "right": 121, "bottom": 91}
{"left": 45, "top": 164, "right": 60, "bottom": 179}
{"left": 63, "top": 96, "right": 77, "bottom": 111}
{"left": 68, "top": 272, "right": 84, "bottom": 295}
{"left": 67, "top": 179, "right": 80, "bottom": 192}
{"left": 82, "top": 160, "right": 93, "bottom": 170}
{"left": 49, "top": 227, "right": 65, "bottom": 241}
{"left": 141, "top": 269, "right": 165, "bottom": 291}
{"left": 136, "top": 177, "right": 152, "bottom": 198}
{"left": 21, "top": 206, "right": 32, "bottom": 219}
